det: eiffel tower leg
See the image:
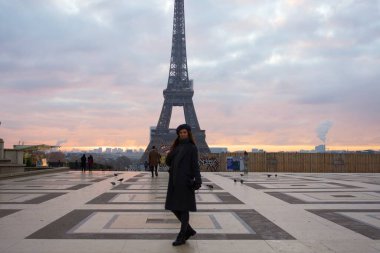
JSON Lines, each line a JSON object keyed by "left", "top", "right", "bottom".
{"left": 184, "top": 101, "right": 200, "bottom": 130}
{"left": 157, "top": 101, "right": 173, "bottom": 130}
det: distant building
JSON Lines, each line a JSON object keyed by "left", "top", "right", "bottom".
{"left": 315, "top": 145, "right": 326, "bottom": 153}
{"left": 210, "top": 147, "right": 228, "bottom": 153}
{"left": 110, "top": 148, "right": 124, "bottom": 153}
{"left": 105, "top": 148, "right": 112, "bottom": 153}
{"left": 358, "top": 150, "right": 376, "bottom": 154}
{"left": 91, "top": 147, "right": 102, "bottom": 153}
{"left": 252, "top": 148, "right": 265, "bottom": 153}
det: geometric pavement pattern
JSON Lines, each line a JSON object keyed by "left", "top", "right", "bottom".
{"left": 1, "top": 171, "right": 380, "bottom": 253}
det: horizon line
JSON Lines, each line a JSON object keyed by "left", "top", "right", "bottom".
{"left": 57, "top": 144, "right": 380, "bottom": 152}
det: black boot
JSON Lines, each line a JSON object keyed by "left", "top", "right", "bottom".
{"left": 185, "top": 226, "right": 196, "bottom": 240}
{"left": 172, "top": 232, "right": 186, "bottom": 246}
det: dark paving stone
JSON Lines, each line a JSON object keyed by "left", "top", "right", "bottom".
{"left": 266, "top": 191, "right": 380, "bottom": 204}
{"left": 0, "top": 209, "right": 21, "bottom": 218}
{"left": 146, "top": 218, "right": 179, "bottom": 224}
{"left": 86, "top": 192, "right": 244, "bottom": 205}
{"left": 307, "top": 209, "right": 380, "bottom": 240}
{"left": 0, "top": 184, "right": 91, "bottom": 191}
{"left": 15, "top": 176, "right": 111, "bottom": 183}
{"left": 245, "top": 182, "right": 361, "bottom": 190}
{"left": 123, "top": 178, "right": 140, "bottom": 182}
{"left": 0, "top": 192, "right": 66, "bottom": 204}
{"left": 26, "top": 209, "right": 295, "bottom": 240}
{"left": 229, "top": 178, "right": 319, "bottom": 183}
{"left": 66, "top": 184, "right": 92, "bottom": 190}
{"left": 125, "top": 176, "right": 210, "bottom": 183}
{"left": 111, "top": 182, "right": 223, "bottom": 191}
{"left": 90, "top": 178, "right": 111, "bottom": 182}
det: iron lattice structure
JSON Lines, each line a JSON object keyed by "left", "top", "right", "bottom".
{"left": 141, "top": 0, "right": 210, "bottom": 162}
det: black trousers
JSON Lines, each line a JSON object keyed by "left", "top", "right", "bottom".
{"left": 150, "top": 165, "right": 158, "bottom": 176}
{"left": 172, "top": 210, "right": 189, "bottom": 234}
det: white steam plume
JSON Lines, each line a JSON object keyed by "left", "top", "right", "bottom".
{"left": 316, "top": 120, "right": 333, "bottom": 143}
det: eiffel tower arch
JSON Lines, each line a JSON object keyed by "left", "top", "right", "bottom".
{"left": 141, "top": 0, "right": 210, "bottom": 162}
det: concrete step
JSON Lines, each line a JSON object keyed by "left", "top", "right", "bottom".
{"left": 0, "top": 163, "right": 24, "bottom": 167}
{"left": 0, "top": 164, "right": 25, "bottom": 175}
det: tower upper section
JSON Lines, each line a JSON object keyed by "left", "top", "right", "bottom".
{"left": 166, "top": 0, "right": 191, "bottom": 92}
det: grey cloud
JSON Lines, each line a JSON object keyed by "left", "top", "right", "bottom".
{"left": 1, "top": 0, "right": 379, "bottom": 147}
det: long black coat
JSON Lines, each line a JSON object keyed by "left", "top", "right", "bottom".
{"left": 165, "top": 140, "right": 202, "bottom": 212}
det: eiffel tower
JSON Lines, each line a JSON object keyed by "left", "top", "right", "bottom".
{"left": 141, "top": 0, "right": 210, "bottom": 162}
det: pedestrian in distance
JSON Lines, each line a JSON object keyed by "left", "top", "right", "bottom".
{"left": 88, "top": 155, "right": 94, "bottom": 171}
{"left": 165, "top": 124, "right": 202, "bottom": 246}
{"left": 80, "top": 154, "right": 86, "bottom": 172}
{"left": 149, "top": 146, "right": 161, "bottom": 177}
{"left": 243, "top": 151, "right": 249, "bottom": 175}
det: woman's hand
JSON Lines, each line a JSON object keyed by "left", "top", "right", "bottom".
{"left": 189, "top": 178, "right": 202, "bottom": 190}
{"left": 165, "top": 150, "right": 175, "bottom": 166}
{"left": 193, "top": 182, "right": 202, "bottom": 190}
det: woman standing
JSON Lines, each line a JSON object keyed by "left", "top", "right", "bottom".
{"left": 165, "top": 124, "right": 202, "bottom": 246}
{"left": 88, "top": 155, "right": 94, "bottom": 171}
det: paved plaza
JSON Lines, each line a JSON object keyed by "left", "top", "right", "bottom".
{"left": 1, "top": 171, "right": 380, "bottom": 252}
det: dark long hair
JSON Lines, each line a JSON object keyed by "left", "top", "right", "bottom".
{"left": 170, "top": 130, "right": 196, "bottom": 152}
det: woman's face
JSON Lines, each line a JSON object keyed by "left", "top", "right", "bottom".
{"left": 179, "top": 129, "right": 189, "bottom": 139}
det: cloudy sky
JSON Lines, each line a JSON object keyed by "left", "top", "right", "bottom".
{"left": 1, "top": 0, "right": 379, "bottom": 151}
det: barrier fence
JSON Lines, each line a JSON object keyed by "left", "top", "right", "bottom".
{"left": 198, "top": 153, "right": 380, "bottom": 173}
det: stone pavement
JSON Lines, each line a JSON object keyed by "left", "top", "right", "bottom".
{"left": 0, "top": 171, "right": 380, "bottom": 252}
